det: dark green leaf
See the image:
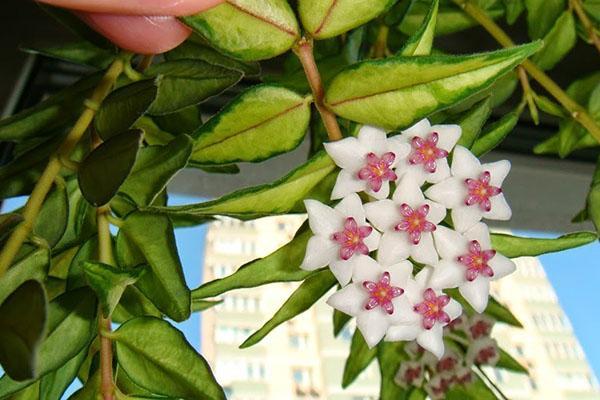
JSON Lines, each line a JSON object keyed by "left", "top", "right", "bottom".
{"left": 446, "top": 375, "right": 497, "bottom": 399}
{"left": 497, "top": 347, "right": 528, "bottom": 373}
{"left": 377, "top": 342, "right": 408, "bottom": 400}
{"left": 485, "top": 296, "right": 522, "bottom": 327}
{"left": 191, "top": 299, "right": 223, "bottom": 313}
{"left": 182, "top": 1, "right": 299, "bottom": 61}
{"left": 192, "top": 224, "right": 312, "bottom": 299}
{"left": 240, "top": 270, "right": 336, "bottom": 348}
{"left": 524, "top": 0, "right": 566, "bottom": 39}
{"left": 112, "top": 286, "right": 162, "bottom": 324}
{"left": 471, "top": 110, "right": 520, "bottom": 156}
{"left": 54, "top": 178, "right": 97, "bottom": 253}
{"left": 0, "top": 213, "right": 24, "bottom": 243}
{"left": 149, "top": 152, "right": 337, "bottom": 222}
{"left": 95, "top": 79, "right": 158, "bottom": 140}
{"left": 491, "top": 231, "right": 598, "bottom": 257}
{"left": 33, "top": 182, "right": 69, "bottom": 248}
{"left": 39, "top": 346, "right": 88, "bottom": 400}
{"left": 587, "top": 157, "right": 600, "bottom": 233}
{"left": 400, "top": 0, "right": 439, "bottom": 56}
{"left": 153, "top": 106, "right": 203, "bottom": 135}
{"left": 0, "top": 281, "right": 47, "bottom": 381}
{"left": 191, "top": 85, "right": 311, "bottom": 165}
{"left": 111, "top": 317, "right": 225, "bottom": 400}
{"left": 324, "top": 42, "right": 542, "bottom": 129}
{"left": 342, "top": 330, "right": 377, "bottom": 388}
{"left": 22, "top": 41, "right": 115, "bottom": 69}
{"left": 118, "top": 212, "right": 191, "bottom": 322}
{"left": 146, "top": 60, "right": 242, "bottom": 115}
{"left": 81, "top": 261, "right": 145, "bottom": 317}
{"left": 534, "top": 95, "right": 567, "bottom": 117}
{"left": 0, "top": 248, "right": 49, "bottom": 306}
{"left": 333, "top": 309, "right": 352, "bottom": 337}
{"left": 455, "top": 98, "right": 492, "bottom": 149}
{"left": 66, "top": 237, "right": 98, "bottom": 290}
{"left": 503, "top": 0, "right": 525, "bottom": 24}
{"left": 532, "top": 11, "right": 576, "bottom": 70}
{"left": 78, "top": 129, "right": 142, "bottom": 206}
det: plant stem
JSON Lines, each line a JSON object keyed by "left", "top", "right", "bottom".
{"left": 137, "top": 54, "right": 155, "bottom": 72}
{"left": 294, "top": 37, "right": 344, "bottom": 142}
{"left": 571, "top": 0, "right": 600, "bottom": 54}
{"left": 452, "top": 0, "right": 600, "bottom": 144}
{"left": 0, "top": 55, "right": 126, "bottom": 278}
{"left": 98, "top": 205, "right": 115, "bottom": 400}
{"left": 372, "top": 24, "right": 390, "bottom": 58}
{"left": 517, "top": 66, "right": 539, "bottom": 124}
{"left": 475, "top": 365, "right": 510, "bottom": 400}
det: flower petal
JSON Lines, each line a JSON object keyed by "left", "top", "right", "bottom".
{"left": 351, "top": 255, "right": 385, "bottom": 283}
{"left": 364, "top": 199, "right": 398, "bottom": 232}
{"left": 485, "top": 194, "right": 512, "bottom": 220}
{"left": 327, "top": 283, "right": 367, "bottom": 317}
{"left": 357, "top": 309, "right": 390, "bottom": 348}
{"left": 377, "top": 231, "right": 412, "bottom": 267}
{"left": 387, "top": 260, "right": 414, "bottom": 286}
{"left": 426, "top": 158, "right": 451, "bottom": 184}
{"left": 459, "top": 278, "right": 490, "bottom": 313}
{"left": 385, "top": 323, "right": 421, "bottom": 342}
{"left": 402, "top": 118, "right": 432, "bottom": 139}
{"left": 334, "top": 193, "right": 366, "bottom": 224}
{"left": 445, "top": 298, "right": 463, "bottom": 321}
{"left": 392, "top": 174, "right": 426, "bottom": 207}
{"left": 330, "top": 259, "right": 354, "bottom": 286}
{"left": 432, "top": 124, "right": 462, "bottom": 151}
{"left": 363, "top": 228, "right": 381, "bottom": 252}
{"left": 410, "top": 233, "right": 439, "bottom": 265}
{"left": 425, "top": 177, "right": 466, "bottom": 209}
{"left": 463, "top": 222, "right": 492, "bottom": 249}
{"left": 451, "top": 205, "right": 483, "bottom": 233}
{"left": 386, "top": 136, "right": 411, "bottom": 164}
{"left": 366, "top": 180, "right": 391, "bottom": 200}
{"left": 423, "top": 200, "right": 446, "bottom": 225}
{"left": 357, "top": 125, "right": 388, "bottom": 155}
{"left": 388, "top": 296, "right": 418, "bottom": 324}
{"left": 433, "top": 226, "right": 468, "bottom": 260}
{"left": 395, "top": 162, "right": 428, "bottom": 187}
{"left": 301, "top": 235, "right": 338, "bottom": 271}
{"left": 331, "top": 169, "right": 366, "bottom": 200}
{"left": 429, "top": 259, "right": 464, "bottom": 289}
{"left": 451, "top": 146, "right": 482, "bottom": 179}
{"left": 417, "top": 324, "right": 445, "bottom": 359}
{"left": 324, "top": 138, "right": 365, "bottom": 170}
{"left": 489, "top": 253, "right": 516, "bottom": 280}
{"left": 304, "top": 200, "right": 343, "bottom": 236}
{"left": 483, "top": 159, "right": 511, "bottom": 187}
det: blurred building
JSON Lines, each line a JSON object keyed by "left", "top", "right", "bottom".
{"left": 200, "top": 217, "right": 599, "bottom": 400}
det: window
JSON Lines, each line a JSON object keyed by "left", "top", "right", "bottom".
{"left": 292, "top": 368, "right": 312, "bottom": 387}
{"left": 289, "top": 334, "right": 309, "bottom": 349}
{"left": 214, "top": 325, "right": 253, "bottom": 344}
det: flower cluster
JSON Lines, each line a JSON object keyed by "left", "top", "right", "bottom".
{"left": 301, "top": 120, "right": 516, "bottom": 358}
{"left": 395, "top": 314, "right": 500, "bottom": 399}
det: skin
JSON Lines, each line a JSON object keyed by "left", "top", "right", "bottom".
{"left": 37, "top": 0, "right": 225, "bottom": 54}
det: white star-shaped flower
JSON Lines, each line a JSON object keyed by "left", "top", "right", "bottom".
{"left": 425, "top": 146, "right": 512, "bottom": 232}
{"left": 395, "top": 119, "right": 462, "bottom": 186}
{"left": 428, "top": 223, "right": 516, "bottom": 313}
{"left": 301, "top": 193, "right": 381, "bottom": 285}
{"left": 326, "top": 256, "right": 414, "bottom": 348}
{"left": 324, "top": 125, "right": 410, "bottom": 200}
{"left": 385, "top": 268, "right": 462, "bottom": 359}
{"left": 364, "top": 174, "right": 446, "bottom": 266}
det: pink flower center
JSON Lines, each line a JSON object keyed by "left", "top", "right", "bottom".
{"left": 331, "top": 217, "right": 373, "bottom": 261}
{"left": 362, "top": 271, "right": 404, "bottom": 315}
{"left": 464, "top": 171, "right": 502, "bottom": 212}
{"left": 394, "top": 203, "right": 437, "bottom": 245}
{"left": 408, "top": 132, "right": 448, "bottom": 173}
{"left": 469, "top": 320, "right": 492, "bottom": 339}
{"left": 414, "top": 288, "right": 451, "bottom": 330}
{"left": 403, "top": 366, "right": 422, "bottom": 384}
{"left": 457, "top": 240, "right": 496, "bottom": 282}
{"left": 436, "top": 355, "right": 458, "bottom": 373}
{"left": 476, "top": 346, "right": 497, "bottom": 365}
{"left": 357, "top": 152, "right": 397, "bottom": 192}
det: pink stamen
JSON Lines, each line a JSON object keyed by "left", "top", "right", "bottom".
{"left": 362, "top": 272, "right": 404, "bottom": 315}
{"left": 413, "top": 288, "right": 451, "bottom": 330}
{"left": 357, "top": 152, "right": 397, "bottom": 192}
{"left": 331, "top": 217, "right": 372, "bottom": 261}
{"left": 457, "top": 240, "right": 496, "bottom": 282}
{"left": 407, "top": 132, "right": 448, "bottom": 173}
{"left": 476, "top": 346, "right": 497, "bottom": 365}
{"left": 394, "top": 203, "right": 436, "bottom": 245}
{"left": 464, "top": 171, "right": 502, "bottom": 212}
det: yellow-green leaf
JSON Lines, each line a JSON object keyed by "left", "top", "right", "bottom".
{"left": 400, "top": 0, "right": 439, "bottom": 56}
{"left": 491, "top": 231, "right": 598, "bottom": 258}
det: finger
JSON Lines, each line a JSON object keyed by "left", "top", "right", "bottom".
{"left": 37, "top": 0, "right": 224, "bottom": 16}
{"left": 78, "top": 13, "right": 191, "bottom": 54}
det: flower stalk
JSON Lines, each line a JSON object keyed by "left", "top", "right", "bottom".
{"left": 570, "top": 0, "right": 600, "bottom": 54}
{"left": 0, "top": 54, "right": 127, "bottom": 278}
{"left": 294, "top": 37, "right": 344, "bottom": 142}
{"left": 452, "top": 0, "right": 600, "bottom": 144}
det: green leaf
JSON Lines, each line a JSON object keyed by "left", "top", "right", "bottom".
{"left": 33, "top": 182, "right": 69, "bottom": 248}
{"left": 39, "top": 346, "right": 87, "bottom": 400}
{"left": 145, "top": 60, "right": 242, "bottom": 115}
{"left": 192, "top": 224, "right": 312, "bottom": 299}
{"left": 112, "top": 286, "right": 162, "bottom": 324}
{"left": 165, "top": 41, "right": 260, "bottom": 77}
{"left": 503, "top": 0, "right": 525, "bottom": 24}
{"left": 67, "top": 369, "right": 100, "bottom": 400}
{"left": 112, "top": 135, "right": 193, "bottom": 215}
{"left": 81, "top": 261, "right": 145, "bottom": 317}
{"left": 324, "top": 42, "right": 542, "bottom": 129}
{"left": 471, "top": 110, "right": 520, "bottom": 156}
{"left": 342, "top": 330, "right": 377, "bottom": 388}
{"left": 298, "top": 0, "right": 395, "bottom": 39}
{"left": 584, "top": 0, "right": 600, "bottom": 23}
{"left": 497, "top": 347, "right": 528, "bottom": 373}
{"left": 532, "top": 11, "right": 576, "bottom": 70}
{"left": 587, "top": 157, "right": 600, "bottom": 233}
{"left": 454, "top": 98, "right": 492, "bottom": 149}
{"left": 22, "top": 41, "right": 115, "bottom": 69}
{"left": 0, "top": 288, "right": 97, "bottom": 398}
{"left": 66, "top": 237, "right": 98, "bottom": 291}
{"left": 525, "top": 0, "right": 566, "bottom": 39}
{"left": 240, "top": 270, "right": 337, "bottom": 348}
{"left": 191, "top": 299, "right": 223, "bottom": 313}
{"left": 333, "top": 309, "right": 352, "bottom": 337}
{"left": 9, "top": 382, "right": 40, "bottom": 400}
{"left": 54, "top": 178, "right": 97, "bottom": 253}
{"left": 486, "top": 296, "right": 522, "bottom": 327}
{"left": 0, "top": 281, "right": 47, "bottom": 381}
{"left": 119, "top": 212, "right": 191, "bottom": 322}
{"left": 0, "top": 213, "right": 24, "bottom": 243}
{"left": 491, "top": 231, "right": 598, "bottom": 257}
{"left": 400, "top": 0, "right": 439, "bottom": 56}
{"left": 182, "top": 1, "right": 299, "bottom": 61}
{"left": 446, "top": 375, "right": 497, "bottom": 399}
{"left": 377, "top": 342, "right": 409, "bottom": 400}
{"left": 78, "top": 129, "right": 142, "bottom": 206}
{"left": 534, "top": 95, "right": 567, "bottom": 118}
{"left": 0, "top": 248, "right": 49, "bottom": 306}
{"left": 112, "top": 317, "right": 225, "bottom": 400}
{"left": 95, "top": 79, "right": 158, "bottom": 141}
{"left": 149, "top": 152, "right": 337, "bottom": 222}
{"left": 191, "top": 85, "right": 311, "bottom": 165}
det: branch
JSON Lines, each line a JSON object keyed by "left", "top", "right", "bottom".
{"left": 571, "top": 0, "right": 600, "bottom": 54}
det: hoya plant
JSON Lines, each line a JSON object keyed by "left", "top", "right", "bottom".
{"left": 0, "top": 0, "right": 599, "bottom": 399}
